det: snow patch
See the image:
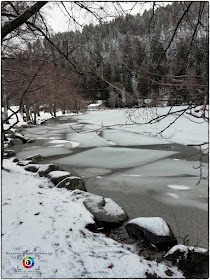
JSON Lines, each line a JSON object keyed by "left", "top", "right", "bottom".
{"left": 128, "top": 217, "right": 170, "bottom": 236}
{"left": 49, "top": 139, "right": 69, "bottom": 144}
{"left": 165, "top": 244, "right": 208, "bottom": 258}
{"left": 167, "top": 185, "right": 192, "bottom": 190}
{"left": 48, "top": 171, "right": 70, "bottom": 178}
{"left": 164, "top": 192, "right": 180, "bottom": 199}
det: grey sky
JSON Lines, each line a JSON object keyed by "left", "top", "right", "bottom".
{"left": 43, "top": 2, "right": 154, "bottom": 33}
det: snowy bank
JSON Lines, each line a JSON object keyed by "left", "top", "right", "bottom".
{"left": 2, "top": 159, "right": 184, "bottom": 278}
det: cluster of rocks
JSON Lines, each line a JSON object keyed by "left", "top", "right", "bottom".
{"left": 4, "top": 127, "right": 35, "bottom": 147}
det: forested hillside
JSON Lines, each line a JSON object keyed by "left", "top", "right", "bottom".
{"left": 2, "top": 2, "right": 209, "bottom": 118}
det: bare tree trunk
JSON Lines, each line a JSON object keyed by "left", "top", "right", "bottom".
{"left": 53, "top": 102, "right": 57, "bottom": 117}
{"left": 24, "top": 104, "right": 31, "bottom": 122}
{"left": 33, "top": 104, "right": 37, "bottom": 124}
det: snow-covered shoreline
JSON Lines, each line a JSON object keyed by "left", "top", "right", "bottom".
{"left": 2, "top": 159, "right": 185, "bottom": 278}
{"left": 2, "top": 106, "right": 208, "bottom": 278}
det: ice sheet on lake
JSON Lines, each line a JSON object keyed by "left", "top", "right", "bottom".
{"left": 17, "top": 146, "right": 72, "bottom": 158}
{"left": 53, "top": 147, "right": 177, "bottom": 169}
{"left": 103, "top": 129, "right": 170, "bottom": 146}
{"left": 72, "top": 107, "right": 208, "bottom": 147}
{"left": 67, "top": 167, "right": 111, "bottom": 179}
{"left": 67, "top": 132, "right": 113, "bottom": 147}
{"left": 124, "top": 158, "right": 208, "bottom": 178}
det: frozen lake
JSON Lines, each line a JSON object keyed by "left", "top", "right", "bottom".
{"left": 14, "top": 108, "right": 208, "bottom": 248}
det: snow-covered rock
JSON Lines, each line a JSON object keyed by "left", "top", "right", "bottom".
{"left": 25, "top": 164, "right": 41, "bottom": 173}
{"left": 56, "top": 176, "right": 86, "bottom": 191}
{"left": 25, "top": 154, "right": 43, "bottom": 164}
{"left": 17, "top": 160, "right": 33, "bottom": 166}
{"left": 164, "top": 244, "right": 209, "bottom": 278}
{"left": 125, "top": 217, "right": 177, "bottom": 250}
{"left": 47, "top": 170, "right": 71, "bottom": 185}
{"left": 12, "top": 131, "right": 29, "bottom": 143}
{"left": 38, "top": 163, "right": 64, "bottom": 177}
{"left": 3, "top": 150, "right": 16, "bottom": 159}
{"left": 72, "top": 191, "right": 129, "bottom": 230}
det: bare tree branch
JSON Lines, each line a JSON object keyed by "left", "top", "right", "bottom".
{"left": 1, "top": 1, "right": 48, "bottom": 40}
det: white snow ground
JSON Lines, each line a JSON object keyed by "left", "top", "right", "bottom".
{"left": 2, "top": 159, "right": 184, "bottom": 278}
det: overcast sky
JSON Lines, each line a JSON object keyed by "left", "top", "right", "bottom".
{"left": 42, "top": 2, "right": 154, "bottom": 33}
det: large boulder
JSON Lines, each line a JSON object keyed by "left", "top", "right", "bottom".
{"left": 125, "top": 217, "right": 177, "bottom": 251}
{"left": 76, "top": 191, "right": 129, "bottom": 231}
{"left": 164, "top": 245, "right": 209, "bottom": 278}
{"left": 38, "top": 163, "right": 64, "bottom": 177}
{"left": 47, "top": 170, "right": 71, "bottom": 185}
{"left": 17, "top": 160, "right": 33, "bottom": 166}
{"left": 25, "top": 164, "right": 40, "bottom": 173}
{"left": 13, "top": 132, "right": 29, "bottom": 143}
{"left": 56, "top": 176, "right": 86, "bottom": 191}
{"left": 9, "top": 138, "right": 23, "bottom": 145}
{"left": 3, "top": 150, "right": 16, "bottom": 159}
{"left": 25, "top": 154, "right": 43, "bottom": 164}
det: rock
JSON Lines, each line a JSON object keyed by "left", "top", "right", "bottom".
{"left": 38, "top": 163, "right": 65, "bottom": 177}
{"left": 3, "top": 150, "right": 16, "bottom": 158}
{"left": 9, "top": 133, "right": 17, "bottom": 139}
{"left": 20, "top": 124, "right": 28, "bottom": 128}
{"left": 164, "top": 245, "right": 209, "bottom": 278}
{"left": 125, "top": 217, "right": 177, "bottom": 251}
{"left": 13, "top": 158, "right": 19, "bottom": 163}
{"left": 13, "top": 132, "right": 29, "bottom": 143}
{"left": 25, "top": 164, "right": 40, "bottom": 173}
{"left": 17, "top": 160, "right": 33, "bottom": 166}
{"left": 56, "top": 176, "right": 86, "bottom": 191}
{"left": 47, "top": 171, "right": 71, "bottom": 185}
{"left": 25, "top": 154, "right": 43, "bottom": 164}
{"left": 81, "top": 192, "right": 129, "bottom": 231}
{"left": 9, "top": 138, "right": 23, "bottom": 145}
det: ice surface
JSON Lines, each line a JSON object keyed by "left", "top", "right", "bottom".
{"left": 70, "top": 168, "right": 111, "bottom": 179}
{"left": 103, "top": 129, "right": 170, "bottom": 146}
{"left": 167, "top": 185, "right": 191, "bottom": 190}
{"left": 69, "top": 141, "right": 80, "bottom": 148}
{"left": 124, "top": 158, "right": 208, "bottom": 178}
{"left": 164, "top": 192, "right": 180, "bottom": 199}
{"left": 53, "top": 147, "right": 177, "bottom": 169}
{"left": 50, "top": 144, "right": 64, "bottom": 147}
{"left": 17, "top": 146, "right": 72, "bottom": 158}
{"left": 72, "top": 107, "right": 208, "bottom": 147}
{"left": 128, "top": 217, "right": 170, "bottom": 236}
{"left": 67, "top": 132, "right": 111, "bottom": 147}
